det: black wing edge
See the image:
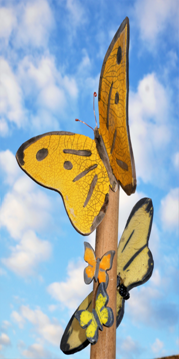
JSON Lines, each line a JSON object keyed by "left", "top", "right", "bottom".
{"left": 126, "top": 197, "right": 154, "bottom": 291}
{"left": 16, "top": 131, "right": 75, "bottom": 167}
{"left": 60, "top": 306, "right": 89, "bottom": 355}
{"left": 98, "top": 17, "right": 129, "bottom": 100}
{"left": 116, "top": 296, "right": 125, "bottom": 328}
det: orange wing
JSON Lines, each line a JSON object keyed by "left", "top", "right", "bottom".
{"left": 98, "top": 17, "right": 136, "bottom": 195}
{"left": 84, "top": 242, "right": 96, "bottom": 284}
{"left": 98, "top": 251, "right": 115, "bottom": 286}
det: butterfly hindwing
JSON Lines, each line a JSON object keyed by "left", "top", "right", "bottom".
{"left": 75, "top": 283, "right": 114, "bottom": 344}
{"left": 60, "top": 291, "right": 93, "bottom": 355}
{"left": 16, "top": 132, "right": 110, "bottom": 235}
{"left": 117, "top": 197, "right": 154, "bottom": 290}
{"left": 98, "top": 17, "right": 136, "bottom": 195}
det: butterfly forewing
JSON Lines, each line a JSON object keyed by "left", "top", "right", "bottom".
{"left": 84, "top": 242, "right": 96, "bottom": 284}
{"left": 16, "top": 132, "right": 110, "bottom": 235}
{"left": 98, "top": 17, "right": 136, "bottom": 195}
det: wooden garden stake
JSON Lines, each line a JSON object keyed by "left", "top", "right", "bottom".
{"left": 90, "top": 186, "right": 119, "bottom": 359}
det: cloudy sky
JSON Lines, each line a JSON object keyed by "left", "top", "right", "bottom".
{"left": 0, "top": 0, "right": 179, "bottom": 358}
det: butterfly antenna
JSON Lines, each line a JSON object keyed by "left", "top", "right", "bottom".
{"left": 75, "top": 119, "right": 94, "bottom": 132}
{"left": 93, "top": 92, "right": 98, "bottom": 127}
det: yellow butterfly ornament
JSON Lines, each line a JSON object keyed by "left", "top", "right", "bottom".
{"left": 75, "top": 282, "right": 114, "bottom": 344}
{"left": 16, "top": 17, "right": 136, "bottom": 235}
{"left": 60, "top": 197, "right": 154, "bottom": 354}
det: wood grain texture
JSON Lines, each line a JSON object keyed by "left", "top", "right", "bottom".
{"left": 90, "top": 186, "right": 119, "bottom": 359}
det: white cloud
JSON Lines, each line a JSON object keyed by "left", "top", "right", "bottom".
{"left": 13, "top": 306, "right": 63, "bottom": 346}
{"left": 17, "top": 55, "right": 78, "bottom": 131}
{"left": 0, "top": 333, "right": 11, "bottom": 346}
{"left": 0, "top": 118, "right": 9, "bottom": 136}
{"left": 118, "top": 189, "right": 145, "bottom": 236}
{"left": 0, "top": 267, "right": 7, "bottom": 276}
{"left": 151, "top": 338, "right": 164, "bottom": 353}
{"left": 48, "top": 305, "right": 57, "bottom": 312}
{"left": 2, "top": 230, "right": 52, "bottom": 276}
{"left": 134, "top": 0, "right": 179, "bottom": 46}
{"left": 15, "top": 0, "right": 54, "bottom": 48}
{"left": 173, "top": 152, "right": 179, "bottom": 171}
{"left": 149, "top": 222, "right": 160, "bottom": 262}
{"left": 0, "top": 57, "right": 25, "bottom": 132}
{"left": 22, "top": 343, "right": 52, "bottom": 359}
{"left": 130, "top": 73, "right": 171, "bottom": 184}
{"left": 121, "top": 335, "right": 140, "bottom": 352}
{"left": 117, "top": 335, "right": 143, "bottom": 359}
{"left": 160, "top": 188, "right": 179, "bottom": 231}
{"left": 47, "top": 259, "right": 92, "bottom": 310}
{"left": 1, "top": 320, "right": 11, "bottom": 329}
{"left": 11, "top": 311, "right": 25, "bottom": 329}
{"left": 0, "top": 7, "right": 16, "bottom": 40}
{"left": 0, "top": 150, "right": 21, "bottom": 185}
{"left": 150, "top": 269, "right": 161, "bottom": 286}
{"left": 0, "top": 176, "right": 51, "bottom": 239}
{"left": 128, "top": 286, "right": 160, "bottom": 326}
{"left": 66, "top": 0, "right": 86, "bottom": 27}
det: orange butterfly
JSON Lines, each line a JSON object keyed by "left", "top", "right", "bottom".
{"left": 84, "top": 242, "right": 115, "bottom": 287}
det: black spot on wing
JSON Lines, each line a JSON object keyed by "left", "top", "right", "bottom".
{"left": 116, "top": 158, "right": 128, "bottom": 171}
{"left": 64, "top": 161, "right": 73, "bottom": 170}
{"left": 117, "top": 46, "right": 122, "bottom": 64}
{"left": 63, "top": 149, "right": 92, "bottom": 156}
{"left": 107, "top": 83, "right": 113, "bottom": 129}
{"left": 73, "top": 164, "right": 97, "bottom": 182}
{"left": 115, "top": 92, "right": 119, "bottom": 104}
{"left": 36, "top": 148, "right": 48, "bottom": 161}
{"left": 83, "top": 175, "right": 98, "bottom": 208}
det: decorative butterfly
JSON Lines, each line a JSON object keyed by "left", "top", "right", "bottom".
{"left": 60, "top": 197, "right": 154, "bottom": 354}
{"left": 84, "top": 242, "right": 115, "bottom": 287}
{"left": 16, "top": 17, "right": 136, "bottom": 235}
{"left": 75, "top": 282, "right": 114, "bottom": 344}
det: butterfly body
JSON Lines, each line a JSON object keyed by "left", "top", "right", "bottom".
{"left": 75, "top": 283, "right": 114, "bottom": 344}
{"left": 84, "top": 242, "right": 115, "bottom": 286}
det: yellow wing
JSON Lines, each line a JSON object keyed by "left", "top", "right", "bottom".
{"left": 98, "top": 17, "right": 136, "bottom": 195}
{"left": 117, "top": 197, "right": 154, "bottom": 289}
{"left": 16, "top": 132, "right": 110, "bottom": 235}
{"left": 95, "top": 283, "right": 114, "bottom": 328}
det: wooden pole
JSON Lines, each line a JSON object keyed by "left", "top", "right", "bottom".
{"left": 90, "top": 185, "right": 119, "bottom": 359}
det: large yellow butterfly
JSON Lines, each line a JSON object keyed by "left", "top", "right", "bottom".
{"left": 16, "top": 17, "right": 136, "bottom": 235}
{"left": 60, "top": 197, "right": 154, "bottom": 354}
{"left": 75, "top": 282, "right": 114, "bottom": 344}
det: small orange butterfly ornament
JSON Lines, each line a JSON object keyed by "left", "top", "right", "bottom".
{"left": 84, "top": 242, "right": 115, "bottom": 287}
{"left": 16, "top": 17, "right": 136, "bottom": 235}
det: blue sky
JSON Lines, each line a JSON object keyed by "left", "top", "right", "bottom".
{"left": 0, "top": 0, "right": 179, "bottom": 358}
